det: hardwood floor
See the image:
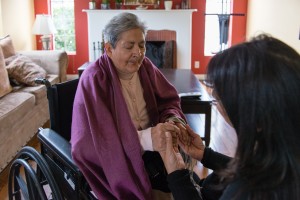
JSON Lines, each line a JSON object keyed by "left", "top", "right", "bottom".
{"left": 194, "top": 105, "right": 237, "bottom": 179}
{"left": 0, "top": 84, "right": 237, "bottom": 199}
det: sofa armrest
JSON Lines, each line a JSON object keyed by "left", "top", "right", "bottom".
{"left": 18, "top": 50, "right": 68, "bottom": 82}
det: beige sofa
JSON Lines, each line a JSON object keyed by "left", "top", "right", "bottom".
{"left": 0, "top": 49, "right": 68, "bottom": 173}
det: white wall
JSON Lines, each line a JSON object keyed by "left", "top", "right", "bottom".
{"left": 85, "top": 9, "right": 196, "bottom": 69}
{"left": 0, "top": 1, "right": 3, "bottom": 36}
{"left": 1, "top": 0, "right": 36, "bottom": 50}
{"left": 246, "top": 0, "right": 300, "bottom": 54}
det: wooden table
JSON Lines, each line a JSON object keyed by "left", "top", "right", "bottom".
{"left": 78, "top": 63, "right": 212, "bottom": 146}
{"left": 78, "top": 62, "right": 89, "bottom": 78}
{"left": 159, "top": 69, "right": 212, "bottom": 146}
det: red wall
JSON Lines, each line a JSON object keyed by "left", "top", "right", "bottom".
{"left": 34, "top": 0, "right": 247, "bottom": 75}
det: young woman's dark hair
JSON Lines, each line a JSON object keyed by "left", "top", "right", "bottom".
{"left": 206, "top": 34, "right": 300, "bottom": 199}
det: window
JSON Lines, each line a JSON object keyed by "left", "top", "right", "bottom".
{"left": 51, "top": 0, "right": 76, "bottom": 52}
{"left": 204, "top": 0, "right": 231, "bottom": 55}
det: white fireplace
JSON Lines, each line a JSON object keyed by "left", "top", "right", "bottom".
{"left": 83, "top": 9, "right": 197, "bottom": 69}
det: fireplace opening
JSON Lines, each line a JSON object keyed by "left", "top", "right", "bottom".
{"left": 145, "top": 30, "right": 176, "bottom": 69}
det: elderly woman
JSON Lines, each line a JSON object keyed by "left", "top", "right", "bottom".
{"left": 71, "top": 12, "right": 189, "bottom": 200}
{"left": 159, "top": 34, "right": 300, "bottom": 200}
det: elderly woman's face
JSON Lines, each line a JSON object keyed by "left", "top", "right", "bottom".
{"left": 106, "top": 28, "right": 146, "bottom": 75}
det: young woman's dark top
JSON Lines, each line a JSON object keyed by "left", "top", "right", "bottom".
{"left": 162, "top": 35, "right": 300, "bottom": 200}
{"left": 167, "top": 148, "right": 232, "bottom": 200}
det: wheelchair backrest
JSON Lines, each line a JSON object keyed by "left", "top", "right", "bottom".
{"left": 47, "top": 78, "right": 79, "bottom": 141}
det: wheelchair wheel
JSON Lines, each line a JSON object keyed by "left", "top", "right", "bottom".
{"left": 8, "top": 146, "right": 63, "bottom": 200}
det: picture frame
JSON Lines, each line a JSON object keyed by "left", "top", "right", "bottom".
{"left": 124, "top": 0, "right": 157, "bottom": 5}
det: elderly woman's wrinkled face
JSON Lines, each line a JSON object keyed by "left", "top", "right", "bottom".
{"left": 106, "top": 28, "right": 146, "bottom": 76}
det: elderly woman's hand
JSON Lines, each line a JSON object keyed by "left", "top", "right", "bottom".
{"left": 158, "top": 132, "right": 186, "bottom": 174}
{"left": 151, "top": 122, "right": 180, "bottom": 152}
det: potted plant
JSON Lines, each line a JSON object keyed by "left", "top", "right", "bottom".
{"left": 89, "top": 0, "right": 96, "bottom": 9}
{"left": 115, "top": 0, "right": 122, "bottom": 9}
{"left": 101, "top": 0, "right": 110, "bottom": 9}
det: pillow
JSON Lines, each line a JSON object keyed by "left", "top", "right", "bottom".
{"left": 0, "top": 47, "right": 12, "bottom": 98}
{"left": 5, "top": 54, "right": 47, "bottom": 86}
{"left": 0, "top": 35, "right": 16, "bottom": 58}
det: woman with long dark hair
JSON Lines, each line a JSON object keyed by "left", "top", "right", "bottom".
{"left": 159, "top": 34, "right": 300, "bottom": 200}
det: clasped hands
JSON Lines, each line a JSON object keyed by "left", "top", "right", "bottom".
{"left": 151, "top": 121, "right": 205, "bottom": 174}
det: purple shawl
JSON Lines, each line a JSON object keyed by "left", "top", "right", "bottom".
{"left": 71, "top": 53, "right": 185, "bottom": 199}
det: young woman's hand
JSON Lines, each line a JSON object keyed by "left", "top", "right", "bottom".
{"left": 178, "top": 125, "right": 205, "bottom": 161}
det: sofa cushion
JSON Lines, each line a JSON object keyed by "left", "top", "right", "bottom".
{"left": 0, "top": 35, "right": 16, "bottom": 58}
{"left": 14, "top": 74, "right": 60, "bottom": 105}
{"left": 19, "top": 50, "right": 68, "bottom": 82}
{"left": 0, "top": 47, "right": 12, "bottom": 98}
{"left": 5, "top": 54, "right": 47, "bottom": 86}
{"left": 0, "top": 92, "right": 35, "bottom": 133}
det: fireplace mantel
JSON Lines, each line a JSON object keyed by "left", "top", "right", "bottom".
{"left": 84, "top": 9, "right": 197, "bottom": 69}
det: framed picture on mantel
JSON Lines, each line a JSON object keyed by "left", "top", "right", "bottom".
{"left": 124, "top": 0, "right": 156, "bottom": 5}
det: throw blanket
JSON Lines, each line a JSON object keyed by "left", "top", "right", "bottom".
{"left": 71, "top": 53, "right": 185, "bottom": 199}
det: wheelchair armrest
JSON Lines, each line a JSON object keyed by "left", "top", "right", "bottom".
{"left": 35, "top": 78, "right": 51, "bottom": 88}
{"left": 38, "top": 128, "right": 93, "bottom": 199}
{"left": 37, "top": 128, "right": 79, "bottom": 173}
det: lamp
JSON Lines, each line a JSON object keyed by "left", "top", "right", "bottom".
{"left": 32, "top": 14, "right": 57, "bottom": 50}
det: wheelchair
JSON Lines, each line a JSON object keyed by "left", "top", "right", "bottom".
{"left": 8, "top": 78, "right": 96, "bottom": 200}
{"left": 8, "top": 75, "right": 208, "bottom": 199}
